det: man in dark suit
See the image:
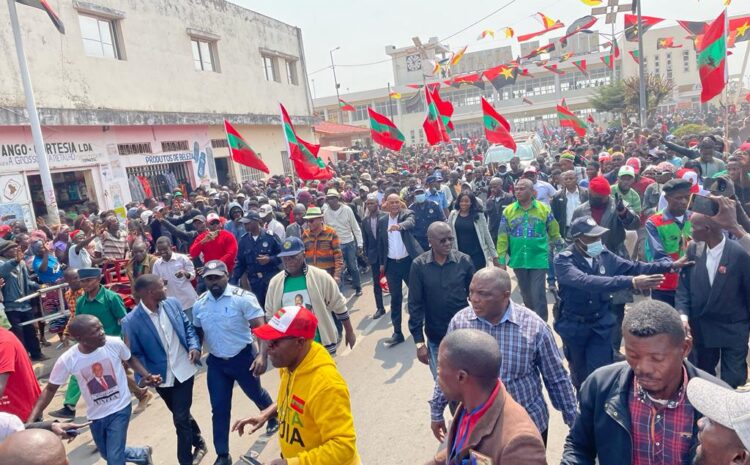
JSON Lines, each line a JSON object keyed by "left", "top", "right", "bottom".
{"left": 361, "top": 193, "right": 387, "bottom": 319}
{"left": 377, "top": 193, "right": 423, "bottom": 346}
{"left": 552, "top": 171, "right": 590, "bottom": 240}
{"left": 122, "top": 274, "right": 207, "bottom": 465}
{"left": 676, "top": 213, "right": 750, "bottom": 388}
{"left": 86, "top": 363, "right": 116, "bottom": 394}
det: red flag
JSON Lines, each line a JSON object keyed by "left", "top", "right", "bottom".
{"left": 572, "top": 59, "right": 588, "bottom": 74}
{"left": 224, "top": 120, "right": 269, "bottom": 174}
{"left": 544, "top": 64, "right": 565, "bottom": 75}
{"left": 430, "top": 87, "right": 455, "bottom": 133}
{"left": 517, "top": 12, "right": 565, "bottom": 42}
{"left": 423, "top": 88, "right": 446, "bottom": 146}
{"left": 557, "top": 105, "right": 588, "bottom": 137}
{"left": 745, "top": 93, "right": 750, "bottom": 103}
{"left": 338, "top": 99, "right": 356, "bottom": 112}
{"left": 624, "top": 14, "right": 665, "bottom": 41}
{"left": 281, "top": 104, "right": 332, "bottom": 180}
{"left": 481, "top": 97, "right": 516, "bottom": 152}
{"left": 16, "top": 0, "right": 65, "bottom": 34}
{"left": 368, "top": 108, "right": 405, "bottom": 151}
{"left": 587, "top": 114, "right": 595, "bottom": 125}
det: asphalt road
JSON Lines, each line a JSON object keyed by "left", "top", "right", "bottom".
{"left": 48, "top": 275, "right": 568, "bottom": 465}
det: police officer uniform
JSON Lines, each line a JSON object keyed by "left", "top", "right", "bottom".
{"left": 553, "top": 217, "right": 674, "bottom": 389}
{"left": 409, "top": 185, "right": 446, "bottom": 251}
{"left": 192, "top": 260, "right": 277, "bottom": 463}
{"left": 230, "top": 211, "right": 281, "bottom": 307}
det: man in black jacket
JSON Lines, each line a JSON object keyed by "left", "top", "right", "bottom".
{"left": 561, "top": 299, "right": 727, "bottom": 465}
{"left": 361, "top": 193, "right": 387, "bottom": 319}
{"left": 377, "top": 193, "right": 423, "bottom": 346}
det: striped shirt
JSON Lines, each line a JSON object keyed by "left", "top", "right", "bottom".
{"left": 62, "top": 288, "right": 85, "bottom": 337}
{"left": 429, "top": 301, "right": 578, "bottom": 432}
{"left": 100, "top": 230, "right": 128, "bottom": 260}
{"left": 302, "top": 225, "right": 343, "bottom": 281}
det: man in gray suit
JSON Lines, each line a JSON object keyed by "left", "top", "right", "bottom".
{"left": 377, "top": 193, "right": 423, "bottom": 346}
{"left": 676, "top": 212, "right": 750, "bottom": 388}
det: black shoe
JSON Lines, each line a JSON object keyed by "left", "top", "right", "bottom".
{"left": 384, "top": 333, "right": 405, "bottom": 347}
{"left": 372, "top": 308, "right": 386, "bottom": 319}
{"left": 192, "top": 443, "right": 207, "bottom": 465}
{"left": 144, "top": 446, "right": 154, "bottom": 465}
{"left": 213, "top": 455, "right": 232, "bottom": 465}
{"left": 266, "top": 417, "right": 279, "bottom": 435}
{"left": 355, "top": 288, "right": 363, "bottom": 297}
{"left": 49, "top": 405, "right": 76, "bottom": 419}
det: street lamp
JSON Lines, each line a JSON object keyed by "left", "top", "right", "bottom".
{"left": 330, "top": 46, "right": 342, "bottom": 122}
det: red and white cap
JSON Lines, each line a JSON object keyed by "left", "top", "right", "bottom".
{"left": 253, "top": 306, "right": 318, "bottom": 341}
{"left": 206, "top": 212, "right": 221, "bottom": 223}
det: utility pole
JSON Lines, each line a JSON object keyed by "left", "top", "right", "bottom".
{"left": 636, "top": 0, "right": 647, "bottom": 127}
{"left": 330, "top": 46, "right": 342, "bottom": 123}
{"left": 7, "top": 0, "right": 60, "bottom": 226}
{"left": 387, "top": 82, "right": 395, "bottom": 120}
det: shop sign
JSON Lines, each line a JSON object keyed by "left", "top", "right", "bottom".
{"left": 143, "top": 152, "right": 196, "bottom": 165}
{"left": 0, "top": 141, "right": 103, "bottom": 168}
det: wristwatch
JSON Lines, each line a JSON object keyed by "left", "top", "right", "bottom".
{"left": 416, "top": 342, "right": 426, "bottom": 350}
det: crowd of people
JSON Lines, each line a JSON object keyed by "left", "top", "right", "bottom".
{"left": 1, "top": 107, "right": 750, "bottom": 465}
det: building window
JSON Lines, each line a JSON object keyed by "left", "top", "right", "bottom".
{"left": 263, "top": 55, "right": 279, "bottom": 82}
{"left": 191, "top": 39, "right": 217, "bottom": 72}
{"left": 211, "top": 139, "right": 228, "bottom": 148}
{"left": 353, "top": 105, "right": 369, "bottom": 122}
{"left": 374, "top": 100, "right": 398, "bottom": 117}
{"left": 286, "top": 59, "right": 299, "bottom": 85}
{"left": 240, "top": 164, "right": 265, "bottom": 182}
{"left": 410, "top": 130, "right": 416, "bottom": 144}
{"left": 682, "top": 50, "right": 690, "bottom": 72}
{"left": 161, "top": 140, "right": 189, "bottom": 152}
{"left": 78, "top": 14, "right": 120, "bottom": 59}
{"left": 117, "top": 142, "right": 152, "bottom": 155}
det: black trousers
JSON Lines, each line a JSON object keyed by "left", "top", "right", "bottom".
{"left": 370, "top": 260, "right": 384, "bottom": 311}
{"left": 694, "top": 343, "right": 749, "bottom": 389}
{"left": 385, "top": 257, "right": 412, "bottom": 335}
{"left": 7, "top": 310, "right": 42, "bottom": 358}
{"left": 156, "top": 376, "right": 204, "bottom": 465}
{"left": 611, "top": 304, "right": 625, "bottom": 353}
{"left": 651, "top": 290, "right": 676, "bottom": 308}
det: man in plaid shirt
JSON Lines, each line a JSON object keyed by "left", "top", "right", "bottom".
{"left": 429, "top": 267, "right": 577, "bottom": 445}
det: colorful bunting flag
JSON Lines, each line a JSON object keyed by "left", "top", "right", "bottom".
{"left": 224, "top": 120, "right": 269, "bottom": 174}
{"left": 559, "top": 51, "right": 574, "bottom": 62}
{"left": 557, "top": 105, "right": 588, "bottom": 137}
{"left": 697, "top": 10, "right": 727, "bottom": 103}
{"left": 628, "top": 50, "right": 640, "bottom": 64}
{"left": 624, "top": 14, "right": 665, "bottom": 41}
{"left": 544, "top": 64, "right": 565, "bottom": 75}
{"left": 389, "top": 91, "right": 402, "bottom": 99}
{"left": 600, "top": 55, "right": 614, "bottom": 69}
{"left": 523, "top": 43, "right": 556, "bottom": 60}
{"left": 730, "top": 17, "right": 750, "bottom": 43}
{"left": 338, "top": 99, "right": 356, "bottom": 112}
{"left": 560, "top": 15, "right": 598, "bottom": 48}
{"left": 579, "top": 0, "right": 602, "bottom": 4}
{"left": 484, "top": 65, "right": 518, "bottom": 91}
{"left": 481, "top": 97, "right": 516, "bottom": 152}
{"left": 451, "top": 46, "right": 468, "bottom": 66}
{"left": 657, "top": 37, "right": 683, "bottom": 49}
{"left": 280, "top": 104, "right": 332, "bottom": 180}
{"left": 572, "top": 59, "right": 588, "bottom": 74}
{"left": 504, "top": 27, "right": 514, "bottom": 38}
{"left": 368, "top": 108, "right": 405, "bottom": 151}
{"left": 478, "top": 29, "right": 495, "bottom": 40}
{"left": 517, "top": 12, "right": 565, "bottom": 42}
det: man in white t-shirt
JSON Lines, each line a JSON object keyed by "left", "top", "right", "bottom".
{"left": 28, "top": 315, "right": 159, "bottom": 465}
{"left": 152, "top": 236, "right": 199, "bottom": 322}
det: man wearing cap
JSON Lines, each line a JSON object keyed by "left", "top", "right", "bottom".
{"left": 232, "top": 306, "right": 360, "bottom": 465}
{"left": 192, "top": 259, "right": 277, "bottom": 465}
{"left": 687, "top": 378, "right": 750, "bottom": 465}
{"left": 554, "top": 216, "right": 688, "bottom": 389}
{"left": 611, "top": 165, "right": 642, "bottom": 216}
{"left": 323, "top": 189, "right": 363, "bottom": 296}
{"left": 301, "top": 207, "right": 344, "bottom": 284}
{"left": 265, "top": 237, "right": 356, "bottom": 355}
{"left": 646, "top": 178, "right": 693, "bottom": 307}
{"left": 260, "top": 204, "right": 286, "bottom": 242}
{"left": 409, "top": 185, "right": 446, "bottom": 251}
{"left": 190, "top": 213, "right": 238, "bottom": 274}
{"left": 426, "top": 175, "right": 449, "bottom": 217}
{"left": 362, "top": 193, "right": 387, "bottom": 319}
{"left": 231, "top": 211, "right": 281, "bottom": 308}
{"left": 523, "top": 167, "right": 556, "bottom": 205}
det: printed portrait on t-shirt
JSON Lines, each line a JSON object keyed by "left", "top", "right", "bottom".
{"left": 282, "top": 290, "right": 312, "bottom": 312}
{"left": 83, "top": 360, "right": 120, "bottom": 403}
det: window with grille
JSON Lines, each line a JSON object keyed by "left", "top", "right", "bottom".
{"left": 117, "top": 142, "right": 153, "bottom": 155}
{"left": 211, "top": 139, "right": 228, "bottom": 148}
{"left": 240, "top": 165, "right": 265, "bottom": 182}
{"left": 161, "top": 140, "right": 189, "bottom": 152}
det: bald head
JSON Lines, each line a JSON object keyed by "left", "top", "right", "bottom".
{"left": 473, "top": 267, "right": 512, "bottom": 293}
{"left": 67, "top": 314, "right": 100, "bottom": 339}
{"left": 0, "top": 429, "right": 67, "bottom": 465}
{"left": 441, "top": 329, "right": 501, "bottom": 383}
{"left": 427, "top": 221, "right": 451, "bottom": 239}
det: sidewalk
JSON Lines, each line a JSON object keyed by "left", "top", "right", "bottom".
{"left": 32, "top": 340, "right": 68, "bottom": 380}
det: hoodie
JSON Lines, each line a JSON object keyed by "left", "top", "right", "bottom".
{"left": 223, "top": 202, "right": 246, "bottom": 241}
{"left": 277, "top": 342, "right": 359, "bottom": 465}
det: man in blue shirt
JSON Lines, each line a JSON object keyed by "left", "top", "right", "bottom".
{"left": 426, "top": 175, "right": 449, "bottom": 217}
{"left": 230, "top": 211, "right": 281, "bottom": 307}
{"left": 192, "top": 260, "right": 277, "bottom": 465}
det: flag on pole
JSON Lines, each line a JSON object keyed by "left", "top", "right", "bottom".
{"left": 280, "top": 104, "right": 332, "bottom": 180}
{"left": 572, "top": 59, "right": 588, "bottom": 74}
{"left": 16, "top": 0, "right": 65, "bottom": 33}
{"left": 628, "top": 50, "right": 640, "bottom": 64}
{"left": 557, "top": 105, "right": 588, "bottom": 137}
{"left": 338, "top": 99, "right": 356, "bottom": 112}
{"left": 697, "top": 10, "right": 728, "bottom": 103}
{"left": 430, "top": 87, "right": 454, "bottom": 133}
{"left": 368, "top": 108, "right": 405, "bottom": 151}
{"left": 624, "top": 14, "right": 665, "bottom": 41}
{"left": 517, "top": 12, "right": 565, "bottom": 42}
{"left": 224, "top": 120, "right": 269, "bottom": 174}
{"left": 481, "top": 97, "right": 516, "bottom": 152}
{"left": 423, "top": 88, "right": 448, "bottom": 146}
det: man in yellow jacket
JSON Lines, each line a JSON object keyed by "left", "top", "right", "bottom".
{"left": 232, "top": 305, "right": 360, "bottom": 465}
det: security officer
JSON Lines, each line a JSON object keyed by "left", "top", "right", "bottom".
{"left": 553, "top": 216, "right": 689, "bottom": 389}
{"left": 193, "top": 259, "right": 278, "bottom": 465}
{"left": 409, "top": 185, "right": 446, "bottom": 251}
{"left": 230, "top": 211, "right": 281, "bottom": 307}
{"left": 425, "top": 174, "right": 449, "bottom": 217}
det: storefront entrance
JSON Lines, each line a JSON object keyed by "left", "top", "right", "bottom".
{"left": 27, "top": 169, "right": 97, "bottom": 219}
{"left": 126, "top": 162, "right": 194, "bottom": 202}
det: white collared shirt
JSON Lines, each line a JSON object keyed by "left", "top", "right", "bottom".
{"left": 152, "top": 253, "right": 199, "bottom": 311}
{"left": 387, "top": 214, "right": 408, "bottom": 259}
{"left": 143, "top": 302, "right": 197, "bottom": 388}
{"left": 565, "top": 188, "right": 581, "bottom": 227}
{"left": 706, "top": 236, "right": 726, "bottom": 286}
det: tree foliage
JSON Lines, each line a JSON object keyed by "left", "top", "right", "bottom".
{"left": 589, "top": 73, "right": 675, "bottom": 121}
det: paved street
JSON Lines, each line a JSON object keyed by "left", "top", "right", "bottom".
{"left": 48, "top": 275, "right": 568, "bottom": 465}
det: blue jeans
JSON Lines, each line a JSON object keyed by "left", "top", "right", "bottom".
{"left": 206, "top": 345, "right": 274, "bottom": 455}
{"left": 90, "top": 403, "right": 150, "bottom": 465}
{"left": 427, "top": 339, "right": 440, "bottom": 380}
{"left": 340, "top": 241, "right": 362, "bottom": 291}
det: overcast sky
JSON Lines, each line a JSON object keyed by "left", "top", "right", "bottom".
{"left": 232, "top": 0, "right": 749, "bottom": 98}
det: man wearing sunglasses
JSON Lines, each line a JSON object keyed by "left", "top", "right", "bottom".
{"left": 408, "top": 222, "right": 475, "bottom": 379}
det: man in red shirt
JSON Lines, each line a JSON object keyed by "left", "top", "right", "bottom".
{"left": 190, "top": 212, "right": 238, "bottom": 273}
{"left": 0, "top": 327, "right": 41, "bottom": 421}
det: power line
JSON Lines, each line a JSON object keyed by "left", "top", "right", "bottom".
{"left": 439, "top": 0, "right": 520, "bottom": 42}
